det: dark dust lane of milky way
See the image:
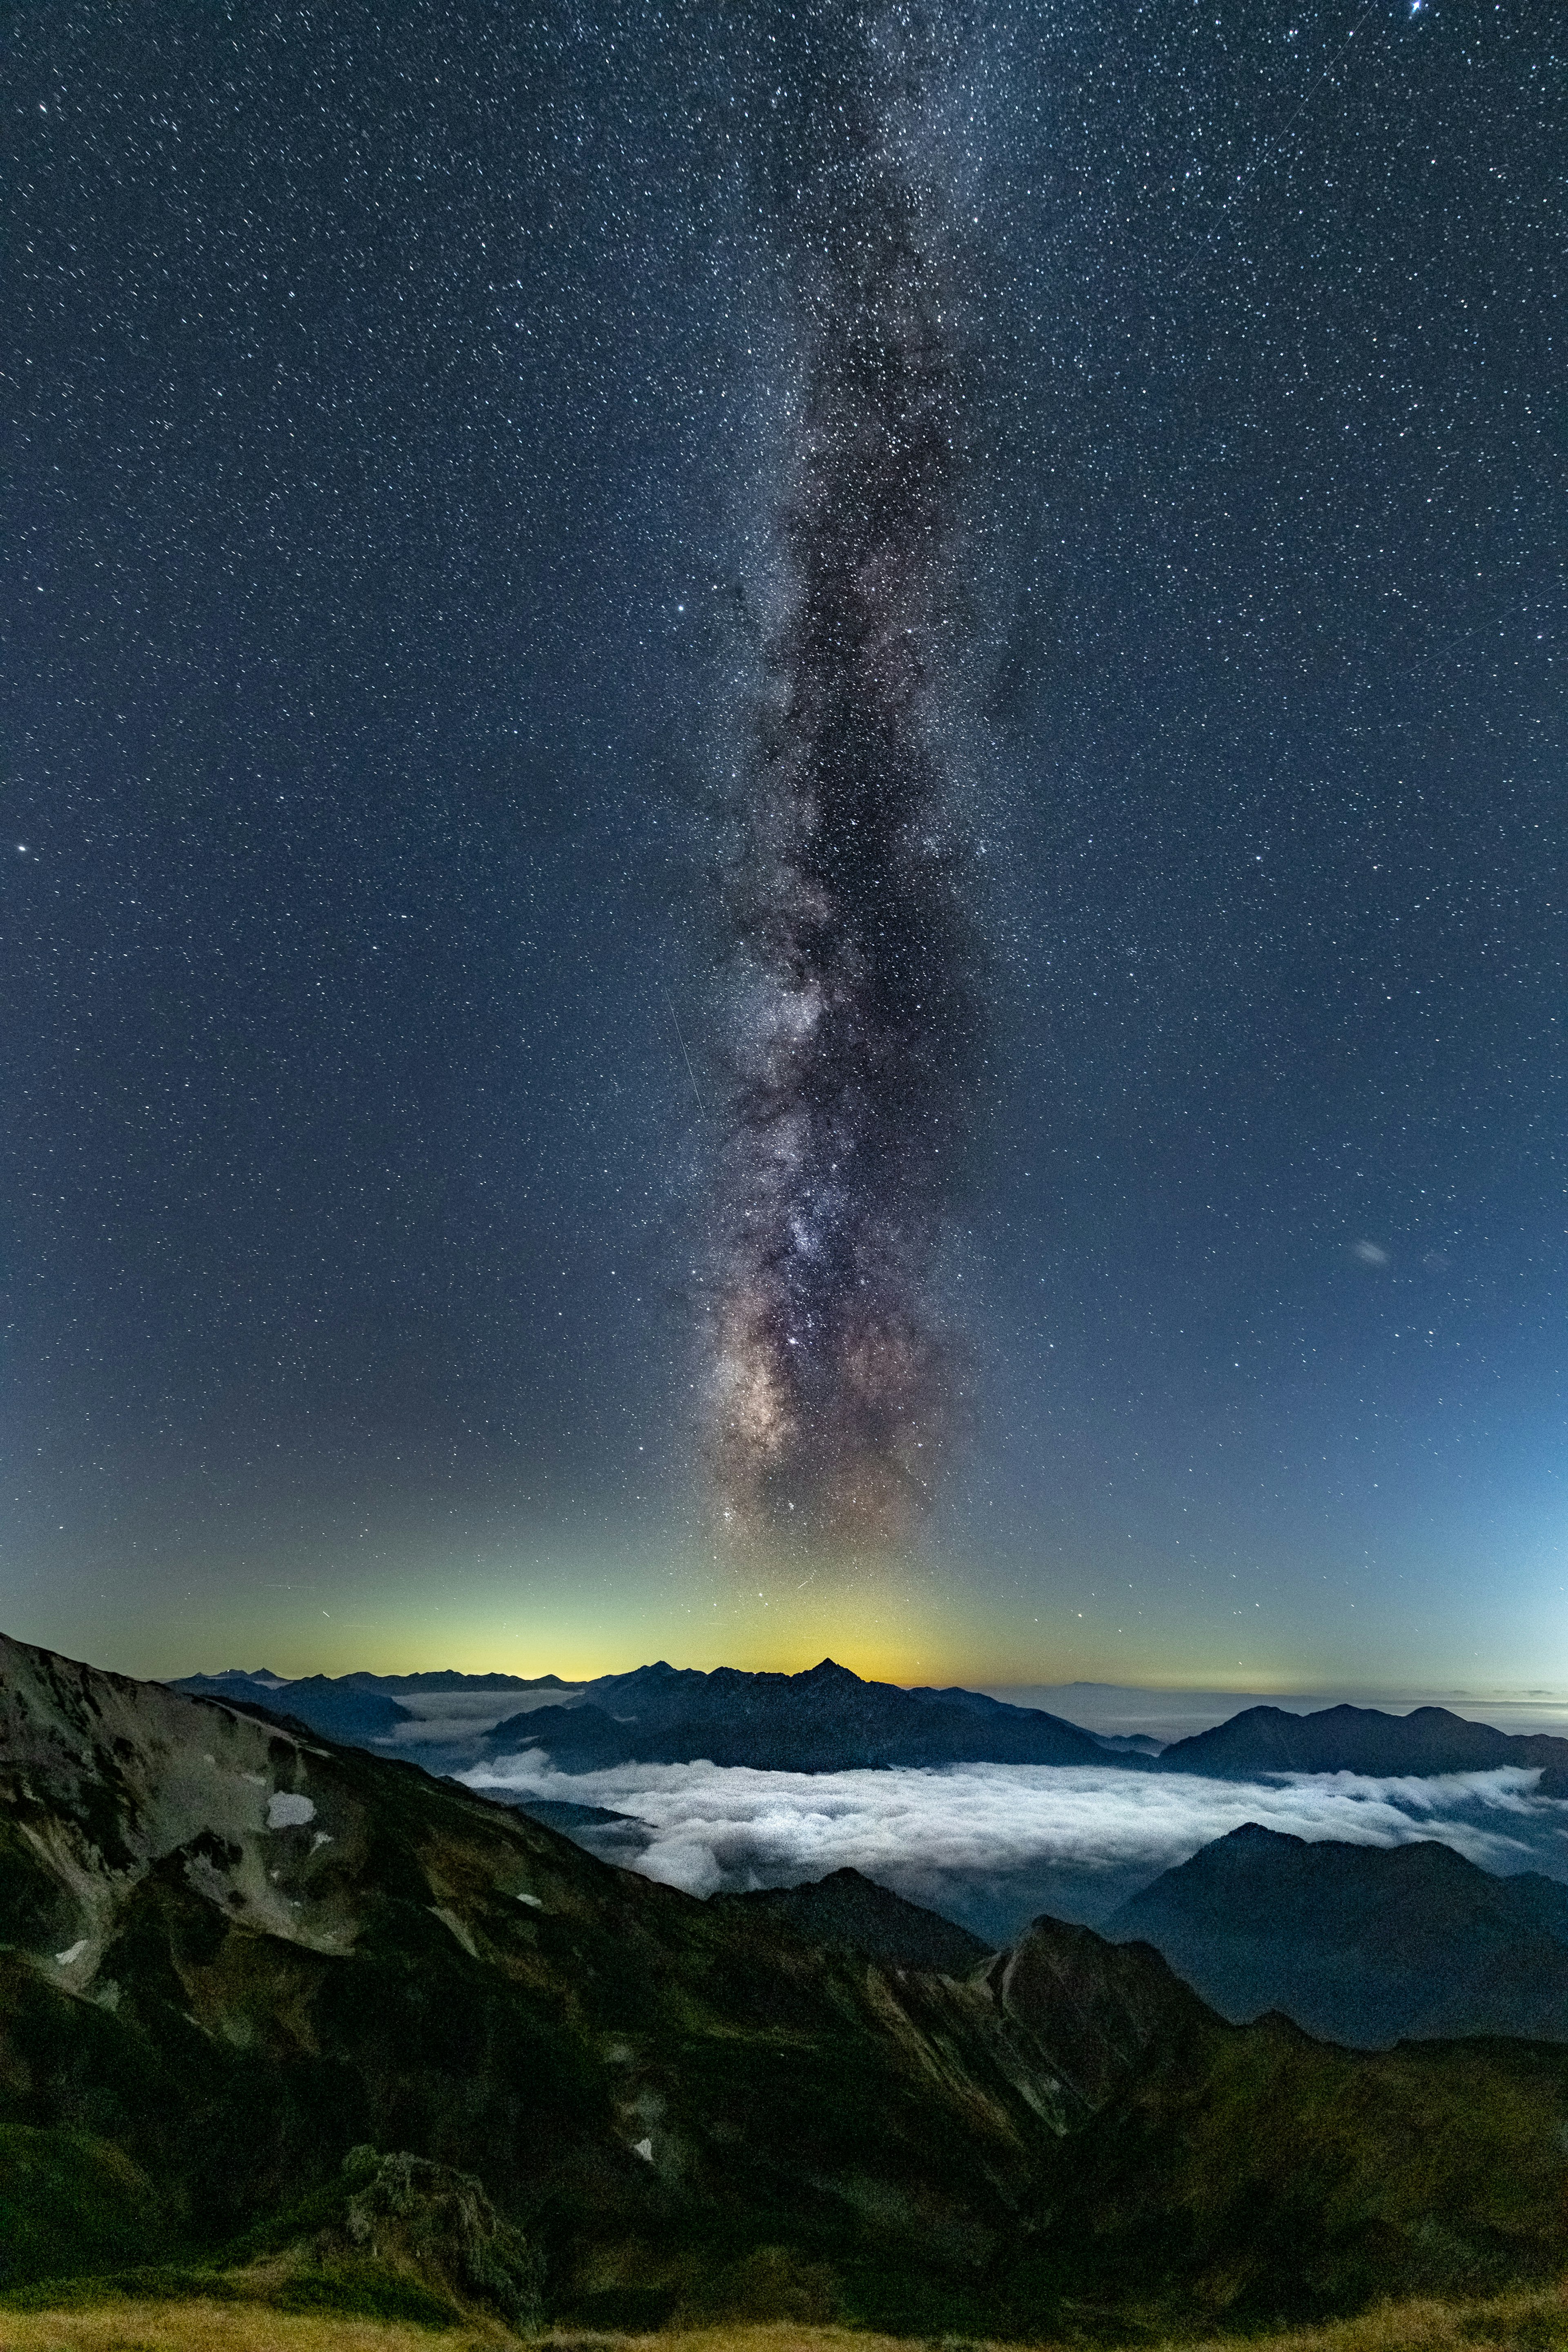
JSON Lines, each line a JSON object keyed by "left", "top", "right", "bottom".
{"left": 708, "top": 22, "right": 986, "bottom": 1558}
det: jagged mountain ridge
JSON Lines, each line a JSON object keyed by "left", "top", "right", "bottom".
{"left": 8, "top": 1629, "right": 1568, "bottom": 2329}
{"left": 175, "top": 1656, "right": 1126, "bottom": 1771}
{"left": 481, "top": 1659, "right": 1126, "bottom": 1771}
{"left": 172, "top": 1666, "right": 576, "bottom": 1753}
{"left": 172, "top": 1664, "right": 1568, "bottom": 1791}
{"left": 177, "top": 1668, "right": 570, "bottom": 1694}
{"left": 1106, "top": 1822, "right": 1568, "bottom": 2048}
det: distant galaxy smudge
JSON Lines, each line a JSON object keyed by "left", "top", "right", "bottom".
{"left": 708, "top": 38, "right": 983, "bottom": 1553}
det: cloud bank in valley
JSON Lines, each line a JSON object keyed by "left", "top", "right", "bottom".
{"left": 463, "top": 1756, "right": 1568, "bottom": 1945}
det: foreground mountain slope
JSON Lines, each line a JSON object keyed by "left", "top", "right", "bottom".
{"left": 5, "top": 1632, "right": 1568, "bottom": 2330}
{"left": 1106, "top": 1824, "right": 1568, "bottom": 2047}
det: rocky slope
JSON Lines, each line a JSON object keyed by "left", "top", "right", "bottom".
{"left": 6, "top": 1630, "right": 1568, "bottom": 2332}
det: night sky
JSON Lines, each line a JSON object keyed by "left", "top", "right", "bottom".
{"left": 4, "top": 1, "right": 1563, "bottom": 1693}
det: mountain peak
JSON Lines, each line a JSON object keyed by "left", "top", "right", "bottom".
{"left": 714, "top": 1863, "right": 989, "bottom": 1975}
{"left": 1105, "top": 1817, "right": 1568, "bottom": 2049}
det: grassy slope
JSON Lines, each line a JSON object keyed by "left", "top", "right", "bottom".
{"left": 4, "top": 2287, "right": 1568, "bottom": 2352}
{"left": 1045, "top": 2020, "right": 1568, "bottom": 2325}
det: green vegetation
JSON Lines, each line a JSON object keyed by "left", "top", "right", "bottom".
{"left": 0, "top": 2125, "right": 174, "bottom": 2286}
{"left": 268, "top": 2261, "right": 461, "bottom": 2326}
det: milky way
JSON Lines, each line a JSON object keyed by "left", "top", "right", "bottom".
{"left": 707, "top": 33, "right": 983, "bottom": 1554}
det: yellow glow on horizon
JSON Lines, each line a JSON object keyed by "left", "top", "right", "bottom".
{"left": 36, "top": 1529, "right": 1470, "bottom": 1698}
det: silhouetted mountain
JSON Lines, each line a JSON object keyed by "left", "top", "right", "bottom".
{"left": 485, "top": 1698, "right": 634, "bottom": 1762}
{"left": 1107, "top": 1824, "right": 1568, "bottom": 2046}
{"left": 170, "top": 1673, "right": 294, "bottom": 1696}
{"left": 499, "top": 1796, "right": 641, "bottom": 1833}
{"left": 713, "top": 1868, "right": 993, "bottom": 1973}
{"left": 483, "top": 1657, "right": 1121, "bottom": 1771}
{"left": 167, "top": 1667, "right": 1568, "bottom": 1797}
{"left": 172, "top": 1671, "right": 415, "bottom": 1746}
{"left": 169, "top": 1668, "right": 576, "bottom": 1760}
{"left": 1160, "top": 1702, "right": 1568, "bottom": 1788}
{"left": 174, "top": 1668, "right": 561, "bottom": 1694}
{"left": 330, "top": 1670, "right": 574, "bottom": 1694}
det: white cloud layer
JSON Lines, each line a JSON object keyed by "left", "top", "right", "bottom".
{"left": 460, "top": 1755, "right": 1568, "bottom": 1944}
{"left": 385, "top": 1691, "right": 583, "bottom": 1747}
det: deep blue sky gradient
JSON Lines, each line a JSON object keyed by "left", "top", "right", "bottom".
{"left": 2, "top": 0, "right": 1563, "bottom": 1684}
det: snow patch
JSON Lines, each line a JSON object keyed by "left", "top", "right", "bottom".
{"left": 631, "top": 2137, "right": 654, "bottom": 2163}
{"left": 54, "top": 1940, "right": 89, "bottom": 1966}
{"left": 267, "top": 1792, "right": 316, "bottom": 1829}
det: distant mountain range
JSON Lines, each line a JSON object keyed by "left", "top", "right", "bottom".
{"left": 481, "top": 1658, "right": 1134, "bottom": 1770}
{"left": 173, "top": 1657, "right": 1134, "bottom": 1771}
{"left": 11, "top": 1626, "right": 1568, "bottom": 2332}
{"left": 173, "top": 1666, "right": 573, "bottom": 1753}
{"left": 1159, "top": 1702, "right": 1568, "bottom": 1794}
{"left": 1107, "top": 1823, "right": 1568, "bottom": 2048}
{"left": 171, "top": 1662, "right": 1568, "bottom": 1790}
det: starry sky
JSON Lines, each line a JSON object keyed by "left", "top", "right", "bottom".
{"left": 3, "top": 0, "right": 1564, "bottom": 1692}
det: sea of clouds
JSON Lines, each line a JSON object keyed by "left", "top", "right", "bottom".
{"left": 459, "top": 1755, "right": 1568, "bottom": 1946}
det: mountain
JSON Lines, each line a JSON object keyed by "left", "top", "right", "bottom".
{"left": 171, "top": 1667, "right": 1568, "bottom": 1793}
{"left": 182, "top": 1666, "right": 292, "bottom": 1689}
{"left": 170, "top": 1668, "right": 572, "bottom": 1759}
{"left": 173, "top": 1672, "right": 416, "bottom": 1746}
{"left": 1161, "top": 1702, "right": 1568, "bottom": 1790}
{"left": 494, "top": 1792, "right": 653, "bottom": 1859}
{"left": 1106, "top": 1824, "right": 1568, "bottom": 2047}
{"left": 329, "top": 1671, "right": 574, "bottom": 1693}
{"left": 481, "top": 1657, "right": 1125, "bottom": 1771}
{"left": 503, "top": 1796, "right": 643, "bottom": 1833}
{"left": 174, "top": 1656, "right": 1131, "bottom": 1774}
{"left": 7, "top": 1630, "right": 1568, "bottom": 2331}
{"left": 712, "top": 1868, "right": 993, "bottom": 1974}
{"left": 174, "top": 1669, "right": 567, "bottom": 1695}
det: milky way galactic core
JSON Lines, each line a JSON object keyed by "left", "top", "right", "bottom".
{"left": 707, "top": 20, "right": 984, "bottom": 1556}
